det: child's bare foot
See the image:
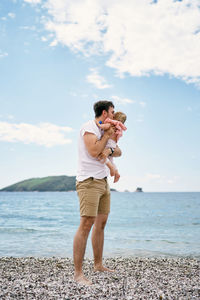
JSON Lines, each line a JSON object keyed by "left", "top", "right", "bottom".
{"left": 114, "top": 172, "right": 120, "bottom": 183}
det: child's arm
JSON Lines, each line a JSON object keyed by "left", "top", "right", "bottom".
{"left": 98, "top": 122, "right": 111, "bottom": 130}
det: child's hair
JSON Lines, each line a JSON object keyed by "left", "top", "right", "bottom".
{"left": 114, "top": 112, "right": 127, "bottom": 124}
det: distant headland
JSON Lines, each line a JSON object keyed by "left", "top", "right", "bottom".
{"left": 0, "top": 176, "right": 116, "bottom": 192}
{"left": 0, "top": 176, "right": 76, "bottom": 192}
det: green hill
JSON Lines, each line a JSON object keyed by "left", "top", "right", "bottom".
{"left": 0, "top": 176, "right": 76, "bottom": 192}
{"left": 0, "top": 175, "right": 117, "bottom": 192}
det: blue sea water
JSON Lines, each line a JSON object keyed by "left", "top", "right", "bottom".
{"left": 0, "top": 192, "right": 199, "bottom": 258}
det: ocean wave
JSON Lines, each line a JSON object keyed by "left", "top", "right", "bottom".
{"left": 0, "top": 214, "right": 58, "bottom": 222}
{"left": 0, "top": 227, "right": 59, "bottom": 233}
{"left": 0, "top": 227, "right": 38, "bottom": 233}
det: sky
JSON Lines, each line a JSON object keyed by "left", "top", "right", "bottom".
{"left": 0, "top": 0, "right": 200, "bottom": 192}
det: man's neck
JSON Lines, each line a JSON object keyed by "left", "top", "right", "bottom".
{"left": 95, "top": 117, "right": 104, "bottom": 125}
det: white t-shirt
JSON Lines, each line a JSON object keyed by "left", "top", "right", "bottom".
{"left": 76, "top": 120, "right": 109, "bottom": 181}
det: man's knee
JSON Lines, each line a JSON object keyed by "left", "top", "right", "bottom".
{"left": 80, "top": 216, "right": 95, "bottom": 232}
{"left": 94, "top": 214, "right": 108, "bottom": 230}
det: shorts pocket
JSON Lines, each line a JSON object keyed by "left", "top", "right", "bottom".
{"left": 76, "top": 177, "right": 93, "bottom": 190}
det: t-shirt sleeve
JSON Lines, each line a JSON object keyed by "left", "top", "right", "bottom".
{"left": 80, "top": 122, "right": 97, "bottom": 137}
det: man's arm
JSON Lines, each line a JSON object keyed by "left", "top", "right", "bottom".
{"left": 83, "top": 126, "right": 115, "bottom": 158}
{"left": 97, "top": 145, "right": 122, "bottom": 163}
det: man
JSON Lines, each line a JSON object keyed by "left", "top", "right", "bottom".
{"left": 73, "top": 100, "right": 121, "bottom": 285}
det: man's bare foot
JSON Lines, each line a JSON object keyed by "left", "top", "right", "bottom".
{"left": 114, "top": 172, "right": 120, "bottom": 183}
{"left": 94, "top": 265, "right": 115, "bottom": 272}
{"left": 74, "top": 274, "right": 92, "bottom": 285}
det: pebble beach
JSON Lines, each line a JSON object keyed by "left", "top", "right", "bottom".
{"left": 0, "top": 256, "right": 199, "bottom": 299}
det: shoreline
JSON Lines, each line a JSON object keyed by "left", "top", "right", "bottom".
{"left": 0, "top": 257, "right": 199, "bottom": 299}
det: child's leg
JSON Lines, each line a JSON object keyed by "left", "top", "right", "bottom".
{"left": 106, "top": 159, "right": 116, "bottom": 177}
{"left": 114, "top": 169, "right": 120, "bottom": 183}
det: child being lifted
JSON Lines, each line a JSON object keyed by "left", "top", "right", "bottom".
{"left": 98, "top": 111, "right": 127, "bottom": 183}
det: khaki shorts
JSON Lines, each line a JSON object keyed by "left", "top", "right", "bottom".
{"left": 76, "top": 177, "right": 110, "bottom": 217}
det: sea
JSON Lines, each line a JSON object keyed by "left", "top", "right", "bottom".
{"left": 0, "top": 192, "right": 199, "bottom": 258}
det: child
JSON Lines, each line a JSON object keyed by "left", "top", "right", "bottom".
{"left": 98, "top": 111, "right": 127, "bottom": 183}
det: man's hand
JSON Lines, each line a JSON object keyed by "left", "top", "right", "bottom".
{"left": 98, "top": 148, "right": 111, "bottom": 163}
{"left": 112, "top": 145, "right": 122, "bottom": 157}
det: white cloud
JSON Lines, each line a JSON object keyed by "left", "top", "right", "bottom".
{"left": 146, "top": 173, "right": 162, "bottom": 180}
{"left": 31, "top": 0, "right": 200, "bottom": 86}
{"left": 7, "top": 115, "right": 15, "bottom": 120}
{"left": 24, "top": 0, "right": 41, "bottom": 4}
{"left": 0, "top": 51, "right": 8, "bottom": 59}
{"left": 86, "top": 68, "right": 112, "bottom": 89}
{"left": 41, "top": 36, "right": 48, "bottom": 42}
{"left": 111, "top": 95, "right": 135, "bottom": 105}
{"left": 44, "top": 0, "right": 104, "bottom": 54}
{"left": 0, "top": 122, "right": 72, "bottom": 147}
{"left": 20, "top": 26, "right": 36, "bottom": 31}
{"left": 8, "top": 13, "right": 16, "bottom": 19}
{"left": 50, "top": 39, "right": 58, "bottom": 47}
{"left": 139, "top": 102, "right": 146, "bottom": 108}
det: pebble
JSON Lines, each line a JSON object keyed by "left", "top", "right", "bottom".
{"left": 0, "top": 256, "right": 199, "bottom": 299}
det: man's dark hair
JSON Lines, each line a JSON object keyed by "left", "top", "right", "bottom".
{"left": 93, "top": 100, "right": 114, "bottom": 118}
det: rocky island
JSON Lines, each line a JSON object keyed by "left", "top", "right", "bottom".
{"left": 135, "top": 187, "right": 143, "bottom": 192}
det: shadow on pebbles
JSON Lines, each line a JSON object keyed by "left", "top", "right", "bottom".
{"left": 0, "top": 256, "right": 199, "bottom": 299}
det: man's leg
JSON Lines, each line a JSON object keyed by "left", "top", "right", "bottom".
{"left": 91, "top": 213, "right": 114, "bottom": 272}
{"left": 73, "top": 216, "right": 95, "bottom": 285}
